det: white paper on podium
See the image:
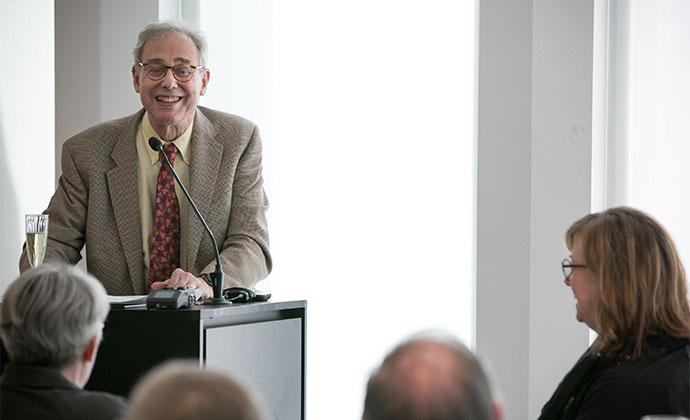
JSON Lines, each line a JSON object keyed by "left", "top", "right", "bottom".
{"left": 108, "top": 295, "right": 147, "bottom": 308}
{"left": 108, "top": 295, "right": 146, "bottom": 303}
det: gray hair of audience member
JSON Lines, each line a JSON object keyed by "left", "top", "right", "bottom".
{"left": 0, "top": 263, "right": 109, "bottom": 369}
{"left": 133, "top": 20, "right": 208, "bottom": 66}
{"left": 124, "top": 360, "right": 265, "bottom": 420}
{"left": 363, "top": 334, "right": 497, "bottom": 420}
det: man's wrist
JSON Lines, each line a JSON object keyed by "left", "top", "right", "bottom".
{"left": 199, "top": 273, "right": 214, "bottom": 287}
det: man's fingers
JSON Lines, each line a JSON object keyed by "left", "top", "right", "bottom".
{"left": 154, "top": 268, "right": 213, "bottom": 299}
{"left": 149, "top": 281, "right": 167, "bottom": 290}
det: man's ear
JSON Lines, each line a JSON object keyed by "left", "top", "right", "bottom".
{"left": 81, "top": 335, "right": 100, "bottom": 363}
{"left": 493, "top": 401, "right": 504, "bottom": 420}
{"left": 132, "top": 65, "right": 141, "bottom": 93}
{"left": 199, "top": 69, "right": 210, "bottom": 96}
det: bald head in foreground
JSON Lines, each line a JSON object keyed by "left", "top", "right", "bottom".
{"left": 124, "top": 360, "right": 265, "bottom": 420}
{"left": 363, "top": 335, "right": 503, "bottom": 420}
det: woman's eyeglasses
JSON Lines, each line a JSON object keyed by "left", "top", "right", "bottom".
{"left": 561, "top": 257, "right": 586, "bottom": 280}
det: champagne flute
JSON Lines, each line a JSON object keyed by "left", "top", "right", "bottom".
{"left": 25, "top": 214, "right": 49, "bottom": 268}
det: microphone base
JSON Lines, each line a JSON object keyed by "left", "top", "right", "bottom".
{"left": 202, "top": 297, "right": 232, "bottom": 306}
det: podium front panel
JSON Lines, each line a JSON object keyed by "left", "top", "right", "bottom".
{"left": 87, "top": 310, "right": 203, "bottom": 396}
{"left": 206, "top": 318, "right": 303, "bottom": 420}
{"left": 90, "top": 300, "right": 306, "bottom": 419}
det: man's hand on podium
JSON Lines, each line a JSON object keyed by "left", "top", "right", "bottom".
{"left": 149, "top": 268, "right": 214, "bottom": 300}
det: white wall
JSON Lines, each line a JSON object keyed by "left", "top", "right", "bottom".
{"left": 476, "top": 1, "right": 594, "bottom": 419}
{"left": 0, "top": 0, "right": 55, "bottom": 294}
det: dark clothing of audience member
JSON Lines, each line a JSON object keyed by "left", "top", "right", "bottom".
{"left": 540, "top": 334, "right": 689, "bottom": 420}
{"left": 1, "top": 364, "right": 127, "bottom": 420}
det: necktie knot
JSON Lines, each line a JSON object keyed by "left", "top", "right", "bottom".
{"left": 163, "top": 143, "right": 177, "bottom": 164}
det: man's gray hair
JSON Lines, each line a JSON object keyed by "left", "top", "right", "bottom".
{"left": 0, "top": 263, "right": 109, "bottom": 369}
{"left": 133, "top": 21, "right": 208, "bottom": 66}
{"left": 363, "top": 333, "right": 496, "bottom": 420}
{"left": 124, "top": 360, "right": 266, "bottom": 420}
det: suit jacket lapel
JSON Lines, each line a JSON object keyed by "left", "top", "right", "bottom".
{"left": 187, "top": 109, "right": 222, "bottom": 269}
{"left": 107, "top": 110, "right": 145, "bottom": 293}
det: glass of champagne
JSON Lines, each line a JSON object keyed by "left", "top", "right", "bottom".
{"left": 25, "top": 214, "right": 49, "bottom": 268}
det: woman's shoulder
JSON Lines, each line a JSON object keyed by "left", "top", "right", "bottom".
{"left": 580, "top": 338, "right": 689, "bottom": 418}
{"left": 634, "top": 336, "right": 689, "bottom": 394}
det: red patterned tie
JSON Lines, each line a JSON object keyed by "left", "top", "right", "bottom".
{"left": 148, "top": 143, "right": 181, "bottom": 289}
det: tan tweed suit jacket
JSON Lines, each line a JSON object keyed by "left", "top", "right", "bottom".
{"left": 20, "top": 107, "right": 271, "bottom": 295}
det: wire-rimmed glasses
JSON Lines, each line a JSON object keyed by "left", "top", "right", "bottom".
{"left": 137, "top": 62, "right": 206, "bottom": 82}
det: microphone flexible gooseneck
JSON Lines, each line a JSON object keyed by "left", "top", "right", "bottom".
{"left": 148, "top": 137, "right": 230, "bottom": 306}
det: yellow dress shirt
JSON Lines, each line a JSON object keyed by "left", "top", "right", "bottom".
{"left": 136, "top": 112, "right": 192, "bottom": 281}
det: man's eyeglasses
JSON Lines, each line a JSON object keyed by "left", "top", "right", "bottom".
{"left": 561, "top": 257, "right": 586, "bottom": 280}
{"left": 137, "top": 62, "right": 206, "bottom": 82}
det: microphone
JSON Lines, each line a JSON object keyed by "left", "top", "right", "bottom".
{"left": 148, "top": 137, "right": 230, "bottom": 306}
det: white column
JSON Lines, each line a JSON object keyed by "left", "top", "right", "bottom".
{"left": 529, "top": 0, "right": 594, "bottom": 418}
{"left": 476, "top": 0, "right": 532, "bottom": 416}
{"left": 476, "top": 0, "right": 594, "bottom": 418}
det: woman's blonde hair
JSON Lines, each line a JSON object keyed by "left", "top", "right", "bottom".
{"left": 566, "top": 206, "right": 690, "bottom": 360}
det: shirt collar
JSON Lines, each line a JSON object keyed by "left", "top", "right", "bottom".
{"left": 1, "top": 363, "right": 80, "bottom": 391}
{"left": 141, "top": 111, "right": 193, "bottom": 165}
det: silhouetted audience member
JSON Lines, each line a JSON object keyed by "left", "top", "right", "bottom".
{"left": 0, "top": 263, "right": 127, "bottom": 420}
{"left": 124, "top": 360, "right": 265, "bottom": 420}
{"left": 363, "top": 333, "right": 503, "bottom": 420}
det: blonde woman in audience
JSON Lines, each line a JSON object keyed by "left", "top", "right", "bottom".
{"left": 539, "top": 206, "right": 690, "bottom": 420}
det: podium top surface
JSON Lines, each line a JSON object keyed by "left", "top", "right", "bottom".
{"left": 109, "top": 298, "right": 306, "bottom": 326}
{"left": 194, "top": 299, "right": 306, "bottom": 319}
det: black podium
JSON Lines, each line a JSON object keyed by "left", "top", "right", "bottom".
{"left": 2, "top": 299, "right": 306, "bottom": 420}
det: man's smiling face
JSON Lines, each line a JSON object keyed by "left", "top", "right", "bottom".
{"left": 132, "top": 31, "right": 209, "bottom": 140}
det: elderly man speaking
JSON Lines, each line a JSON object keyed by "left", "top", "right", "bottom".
{"left": 20, "top": 21, "right": 271, "bottom": 300}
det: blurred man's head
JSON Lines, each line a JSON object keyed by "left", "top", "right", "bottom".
{"left": 0, "top": 263, "right": 109, "bottom": 387}
{"left": 124, "top": 360, "right": 265, "bottom": 420}
{"left": 363, "top": 333, "right": 502, "bottom": 420}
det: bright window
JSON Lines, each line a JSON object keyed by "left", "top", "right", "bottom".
{"left": 199, "top": 1, "right": 476, "bottom": 418}
{"left": 602, "top": 0, "right": 690, "bottom": 264}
